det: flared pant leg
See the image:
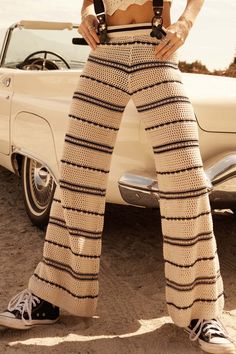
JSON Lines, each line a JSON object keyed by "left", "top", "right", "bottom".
{"left": 131, "top": 54, "right": 224, "bottom": 327}
{"left": 28, "top": 31, "right": 224, "bottom": 325}
{"left": 28, "top": 46, "right": 131, "bottom": 316}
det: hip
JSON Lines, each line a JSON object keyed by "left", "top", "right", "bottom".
{"left": 92, "top": 23, "right": 179, "bottom": 65}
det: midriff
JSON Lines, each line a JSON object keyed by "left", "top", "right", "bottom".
{"left": 106, "top": 1, "right": 171, "bottom": 27}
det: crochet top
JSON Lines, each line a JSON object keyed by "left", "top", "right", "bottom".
{"left": 104, "top": 0, "right": 172, "bottom": 16}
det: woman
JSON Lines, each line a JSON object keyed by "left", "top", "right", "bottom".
{"left": 0, "top": 1, "right": 235, "bottom": 353}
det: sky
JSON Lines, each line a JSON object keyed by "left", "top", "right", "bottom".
{"left": 0, "top": 0, "right": 235, "bottom": 70}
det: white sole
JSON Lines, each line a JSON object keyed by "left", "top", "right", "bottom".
{"left": 0, "top": 316, "right": 59, "bottom": 330}
{"left": 184, "top": 328, "right": 236, "bottom": 354}
{"left": 199, "top": 338, "right": 236, "bottom": 354}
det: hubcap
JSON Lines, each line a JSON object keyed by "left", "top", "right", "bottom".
{"left": 29, "top": 159, "right": 54, "bottom": 210}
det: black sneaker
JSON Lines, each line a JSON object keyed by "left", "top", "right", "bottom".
{"left": 185, "top": 318, "right": 235, "bottom": 353}
{"left": 0, "top": 289, "right": 60, "bottom": 330}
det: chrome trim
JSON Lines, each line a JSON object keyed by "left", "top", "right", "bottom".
{"left": 2, "top": 77, "right": 11, "bottom": 87}
{"left": 118, "top": 154, "right": 236, "bottom": 208}
{"left": 0, "top": 26, "right": 14, "bottom": 67}
{"left": 205, "top": 154, "right": 236, "bottom": 186}
{"left": 205, "top": 154, "right": 236, "bottom": 207}
{"left": 119, "top": 174, "right": 160, "bottom": 208}
{"left": 11, "top": 148, "right": 58, "bottom": 185}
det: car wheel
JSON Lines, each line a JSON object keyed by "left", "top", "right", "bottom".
{"left": 21, "top": 156, "right": 56, "bottom": 228}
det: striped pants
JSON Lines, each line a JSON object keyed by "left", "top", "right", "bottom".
{"left": 29, "top": 24, "right": 224, "bottom": 327}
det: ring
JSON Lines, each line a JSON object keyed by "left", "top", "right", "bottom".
{"left": 88, "top": 25, "right": 95, "bottom": 32}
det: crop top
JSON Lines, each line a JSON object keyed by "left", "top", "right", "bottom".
{"left": 103, "top": 0, "right": 172, "bottom": 16}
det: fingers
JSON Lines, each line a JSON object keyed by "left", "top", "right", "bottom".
{"left": 78, "top": 22, "right": 100, "bottom": 50}
{"left": 88, "top": 25, "right": 100, "bottom": 45}
{"left": 155, "top": 30, "right": 184, "bottom": 60}
{"left": 155, "top": 20, "right": 189, "bottom": 60}
{"left": 157, "top": 41, "right": 180, "bottom": 61}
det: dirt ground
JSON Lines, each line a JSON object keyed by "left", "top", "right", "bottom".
{"left": 0, "top": 166, "right": 235, "bottom": 354}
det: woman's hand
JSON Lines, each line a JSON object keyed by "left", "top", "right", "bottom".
{"left": 78, "top": 14, "right": 100, "bottom": 50}
{"left": 154, "top": 19, "right": 191, "bottom": 60}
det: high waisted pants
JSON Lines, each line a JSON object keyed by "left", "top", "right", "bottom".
{"left": 29, "top": 24, "right": 224, "bottom": 327}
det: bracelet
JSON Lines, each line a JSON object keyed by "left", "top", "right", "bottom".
{"left": 179, "top": 16, "right": 193, "bottom": 31}
{"left": 81, "top": 5, "right": 95, "bottom": 21}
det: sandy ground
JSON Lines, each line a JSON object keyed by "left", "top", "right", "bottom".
{"left": 0, "top": 165, "right": 235, "bottom": 354}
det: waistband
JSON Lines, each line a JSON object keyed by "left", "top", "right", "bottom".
{"left": 106, "top": 23, "right": 153, "bottom": 38}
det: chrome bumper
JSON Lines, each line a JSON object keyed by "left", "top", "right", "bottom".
{"left": 118, "top": 154, "right": 236, "bottom": 208}
{"left": 118, "top": 174, "right": 160, "bottom": 208}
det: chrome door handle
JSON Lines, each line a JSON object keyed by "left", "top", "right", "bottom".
{"left": 2, "top": 77, "right": 11, "bottom": 87}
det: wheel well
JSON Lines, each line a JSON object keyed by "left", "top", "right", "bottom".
{"left": 11, "top": 153, "right": 24, "bottom": 177}
{"left": 11, "top": 152, "right": 58, "bottom": 184}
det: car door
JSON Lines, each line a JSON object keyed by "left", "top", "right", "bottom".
{"left": 0, "top": 70, "right": 13, "bottom": 155}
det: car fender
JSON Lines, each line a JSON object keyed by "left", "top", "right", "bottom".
{"left": 11, "top": 111, "right": 59, "bottom": 180}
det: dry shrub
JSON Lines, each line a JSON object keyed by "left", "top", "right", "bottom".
{"left": 179, "top": 60, "right": 236, "bottom": 78}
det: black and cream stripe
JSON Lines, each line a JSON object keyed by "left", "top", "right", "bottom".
{"left": 29, "top": 27, "right": 224, "bottom": 326}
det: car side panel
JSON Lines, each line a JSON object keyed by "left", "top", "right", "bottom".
{"left": 0, "top": 69, "right": 14, "bottom": 155}
{"left": 12, "top": 112, "right": 58, "bottom": 178}
{"left": 10, "top": 70, "right": 147, "bottom": 204}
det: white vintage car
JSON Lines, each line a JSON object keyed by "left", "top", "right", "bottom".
{"left": 0, "top": 20, "right": 236, "bottom": 228}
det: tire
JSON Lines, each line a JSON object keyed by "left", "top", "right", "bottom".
{"left": 21, "top": 156, "right": 56, "bottom": 228}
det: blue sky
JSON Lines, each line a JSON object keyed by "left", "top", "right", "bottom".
{"left": 0, "top": 0, "right": 235, "bottom": 70}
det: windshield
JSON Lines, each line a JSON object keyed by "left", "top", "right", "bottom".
{"left": 2, "top": 24, "right": 90, "bottom": 70}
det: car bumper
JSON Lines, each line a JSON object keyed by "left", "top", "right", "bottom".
{"left": 118, "top": 154, "right": 236, "bottom": 209}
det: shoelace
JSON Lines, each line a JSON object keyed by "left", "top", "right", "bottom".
{"left": 188, "top": 319, "right": 229, "bottom": 342}
{"left": 7, "top": 289, "right": 41, "bottom": 325}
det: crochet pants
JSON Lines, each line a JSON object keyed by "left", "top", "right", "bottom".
{"left": 29, "top": 24, "right": 224, "bottom": 327}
